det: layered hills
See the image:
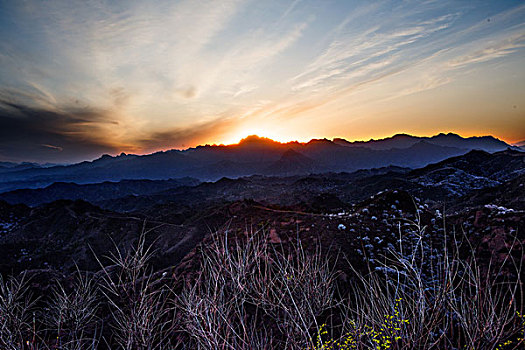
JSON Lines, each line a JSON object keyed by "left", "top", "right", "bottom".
{"left": 0, "top": 148, "right": 523, "bottom": 277}
{"left": 0, "top": 133, "right": 517, "bottom": 192}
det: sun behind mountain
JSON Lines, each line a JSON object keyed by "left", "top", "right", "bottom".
{"left": 221, "top": 127, "right": 303, "bottom": 145}
{"left": 238, "top": 134, "right": 280, "bottom": 144}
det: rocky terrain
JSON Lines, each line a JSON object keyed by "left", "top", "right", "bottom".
{"left": 0, "top": 148, "right": 523, "bottom": 349}
{"left": 0, "top": 149, "right": 522, "bottom": 281}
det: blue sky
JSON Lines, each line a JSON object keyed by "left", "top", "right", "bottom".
{"left": 0, "top": 0, "right": 524, "bottom": 162}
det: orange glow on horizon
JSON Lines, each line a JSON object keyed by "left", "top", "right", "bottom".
{"left": 121, "top": 129, "right": 522, "bottom": 157}
{"left": 210, "top": 129, "right": 520, "bottom": 149}
{"left": 218, "top": 127, "right": 312, "bottom": 146}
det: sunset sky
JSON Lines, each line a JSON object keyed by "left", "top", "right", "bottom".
{"left": 0, "top": 0, "right": 524, "bottom": 163}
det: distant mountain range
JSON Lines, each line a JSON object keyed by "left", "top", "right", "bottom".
{"left": 513, "top": 140, "right": 525, "bottom": 148}
{"left": 1, "top": 148, "right": 523, "bottom": 212}
{"left": 0, "top": 178, "right": 200, "bottom": 207}
{"left": 0, "top": 132, "right": 519, "bottom": 192}
{"left": 333, "top": 132, "right": 514, "bottom": 151}
{"left": 0, "top": 147, "right": 523, "bottom": 277}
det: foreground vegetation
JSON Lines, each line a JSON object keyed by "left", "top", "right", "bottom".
{"left": 1, "top": 217, "right": 523, "bottom": 349}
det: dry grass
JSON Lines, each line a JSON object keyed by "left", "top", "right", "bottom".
{"left": 0, "top": 214, "right": 523, "bottom": 349}
{"left": 0, "top": 273, "right": 36, "bottom": 349}
{"left": 177, "top": 229, "right": 338, "bottom": 349}
{"left": 45, "top": 271, "right": 101, "bottom": 349}
{"left": 342, "top": 215, "right": 524, "bottom": 349}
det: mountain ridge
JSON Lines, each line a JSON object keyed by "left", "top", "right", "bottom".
{"left": 0, "top": 133, "right": 520, "bottom": 192}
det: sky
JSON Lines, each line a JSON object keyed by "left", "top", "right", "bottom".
{"left": 0, "top": 0, "right": 524, "bottom": 163}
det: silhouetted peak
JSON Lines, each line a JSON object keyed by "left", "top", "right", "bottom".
{"left": 434, "top": 132, "right": 461, "bottom": 138}
{"left": 306, "top": 138, "right": 335, "bottom": 146}
{"left": 92, "top": 154, "right": 115, "bottom": 164}
{"left": 495, "top": 148, "right": 524, "bottom": 155}
{"left": 464, "top": 149, "right": 490, "bottom": 156}
{"left": 45, "top": 182, "right": 80, "bottom": 190}
{"left": 280, "top": 148, "right": 310, "bottom": 161}
{"left": 215, "top": 177, "right": 242, "bottom": 185}
{"left": 391, "top": 133, "right": 417, "bottom": 139}
{"left": 434, "top": 133, "right": 502, "bottom": 142}
{"left": 407, "top": 140, "right": 433, "bottom": 147}
{"left": 238, "top": 135, "right": 277, "bottom": 145}
{"left": 332, "top": 138, "right": 348, "bottom": 143}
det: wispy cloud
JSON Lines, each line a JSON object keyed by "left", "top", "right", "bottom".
{"left": 449, "top": 32, "right": 525, "bottom": 67}
{"left": 291, "top": 7, "right": 457, "bottom": 93}
{"left": 41, "top": 144, "right": 63, "bottom": 152}
{"left": 174, "top": 17, "right": 309, "bottom": 104}
{"left": 137, "top": 114, "right": 240, "bottom": 151}
{"left": 1, "top": 0, "right": 524, "bottom": 161}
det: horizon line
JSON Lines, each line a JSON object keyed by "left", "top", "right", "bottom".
{"left": 3, "top": 130, "right": 516, "bottom": 166}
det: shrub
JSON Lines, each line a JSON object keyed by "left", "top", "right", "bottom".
{"left": 0, "top": 211, "right": 523, "bottom": 349}
{"left": 45, "top": 271, "right": 100, "bottom": 349}
{"left": 0, "top": 273, "right": 36, "bottom": 349}
{"left": 177, "top": 229, "right": 338, "bottom": 349}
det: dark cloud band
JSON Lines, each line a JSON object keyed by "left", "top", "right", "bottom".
{"left": 0, "top": 101, "right": 120, "bottom": 163}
